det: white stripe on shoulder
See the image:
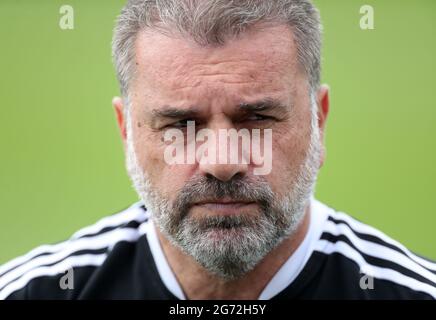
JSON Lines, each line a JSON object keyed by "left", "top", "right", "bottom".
{"left": 329, "top": 210, "right": 436, "bottom": 272}
{"left": 0, "top": 254, "right": 107, "bottom": 300}
{"left": 71, "top": 202, "right": 148, "bottom": 239}
{"left": 0, "top": 221, "right": 150, "bottom": 292}
{"left": 315, "top": 239, "right": 436, "bottom": 299}
{"left": 323, "top": 220, "right": 436, "bottom": 285}
{"left": 0, "top": 202, "right": 147, "bottom": 277}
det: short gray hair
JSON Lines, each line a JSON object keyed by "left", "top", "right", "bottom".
{"left": 112, "top": 0, "right": 322, "bottom": 100}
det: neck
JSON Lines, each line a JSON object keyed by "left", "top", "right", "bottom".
{"left": 155, "top": 204, "right": 311, "bottom": 300}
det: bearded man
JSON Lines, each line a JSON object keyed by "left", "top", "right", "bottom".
{"left": 1, "top": 0, "right": 435, "bottom": 300}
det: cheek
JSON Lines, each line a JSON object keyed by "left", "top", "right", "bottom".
{"left": 133, "top": 131, "right": 167, "bottom": 187}
{"left": 134, "top": 132, "right": 162, "bottom": 169}
{"left": 266, "top": 123, "right": 312, "bottom": 196}
{"left": 134, "top": 134, "right": 195, "bottom": 200}
{"left": 156, "top": 165, "right": 196, "bottom": 201}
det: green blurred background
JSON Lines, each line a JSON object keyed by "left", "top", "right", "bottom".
{"left": 0, "top": 0, "right": 435, "bottom": 264}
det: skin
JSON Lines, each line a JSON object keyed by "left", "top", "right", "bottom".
{"left": 113, "top": 24, "right": 329, "bottom": 299}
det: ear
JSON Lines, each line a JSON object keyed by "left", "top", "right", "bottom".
{"left": 316, "top": 84, "right": 330, "bottom": 167}
{"left": 113, "top": 97, "right": 127, "bottom": 148}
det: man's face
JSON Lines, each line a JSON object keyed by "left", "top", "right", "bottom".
{"left": 120, "top": 24, "right": 326, "bottom": 279}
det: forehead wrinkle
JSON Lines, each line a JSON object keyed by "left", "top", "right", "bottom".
{"left": 134, "top": 25, "right": 298, "bottom": 86}
{"left": 158, "top": 61, "right": 296, "bottom": 94}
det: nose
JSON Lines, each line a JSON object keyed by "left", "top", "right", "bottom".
{"left": 199, "top": 161, "right": 248, "bottom": 182}
{"left": 196, "top": 123, "right": 249, "bottom": 182}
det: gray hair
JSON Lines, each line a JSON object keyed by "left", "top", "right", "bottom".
{"left": 112, "top": 0, "right": 322, "bottom": 101}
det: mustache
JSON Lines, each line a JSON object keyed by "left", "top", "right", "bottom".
{"left": 173, "top": 174, "right": 275, "bottom": 219}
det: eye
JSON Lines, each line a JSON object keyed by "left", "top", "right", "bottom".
{"left": 167, "top": 119, "right": 196, "bottom": 128}
{"left": 245, "top": 114, "right": 274, "bottom": 122}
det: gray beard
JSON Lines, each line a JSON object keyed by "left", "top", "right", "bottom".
{"left": 125, "top": 109, "right": 321, "bottom": 280}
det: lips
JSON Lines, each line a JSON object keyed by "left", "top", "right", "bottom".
{"left": 192, "top": 199, "right": 257, "bottom": 216}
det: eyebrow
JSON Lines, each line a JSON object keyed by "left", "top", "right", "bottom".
{"left": 149, "top": 98, "right": 290, "bottom": 126}
{"left": 151, "top": 107, "right": 200, "bottom": 119}
{"left": 149, "top": 106, "right": 201, "bottom": 128}
{"left": 238, "top": 98, "right": 290, "bottom": 115}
